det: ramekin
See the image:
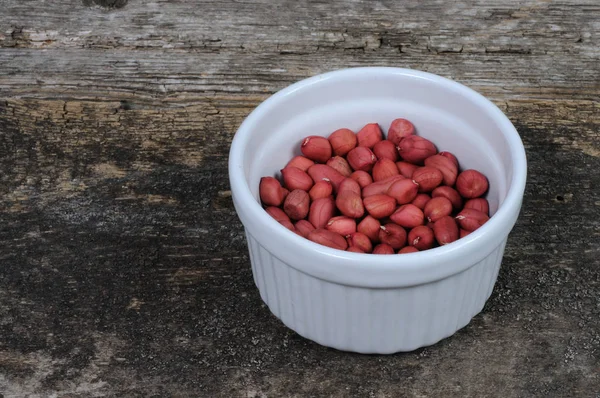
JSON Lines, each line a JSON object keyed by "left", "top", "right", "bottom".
{"left": 228, "top": 67, "right": 527, "bottom": 353}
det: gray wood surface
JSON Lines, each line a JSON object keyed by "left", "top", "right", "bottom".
{"left": 1, "top": 0, "right": 599, "bottom": 396}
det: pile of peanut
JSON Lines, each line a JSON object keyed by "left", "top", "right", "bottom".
{"left": 259, "top": 119, "right": 490, "bottom": 254}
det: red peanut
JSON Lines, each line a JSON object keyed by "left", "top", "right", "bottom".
{"left": 373, "top": 139, "right": 399, "bottom": 161}
{"left": 456, "top": 169, "right": 489, "bottom": 198}
{"left": 328, "top": 128, "right": 357, "bottom": 156}
{"left": 396, "top": 161, "right": 418, "bottom": 178}
{"left": 373, "top": 243, "right": 395, "bottom": 254}
{"left": 433, "top": 216, "right": 459, "bottom": 245}
{"left": 357, "top": 123, "right": 383, "bottom": 148}
{"left": 336, "top": 191, "right": 365, "bottom": 218}
{"left": 260, "top": 176, "right": 285, "bottom": 206}
{"left": 281, "top": 166, "right": 314, "bottom": 191}
{"left": 411, "top": 193, "right": 431, "bottom": 210}
{"left": 327, "top": 156, "right": 353, "bottom": 177}
{"left": 308, "top": 197, "right": 335, "bottom": 229}
{"left": 350, "top": 170, "right": 373, "bottom": 188}
{"left": 378, "top": 223, "right": 407, "bottom": 250}
{"left": 357, "top": 215, "right": 381, "bottom": 243}
{"left": 308, "top": 229, "right": 348, "bottom": 250}
{"left": 408, "top": 225, "right": 435, "bottom": 251}
{"left": 397, "top": 136, "right": 437, "bottom": 165}
{"left": 431, "top": 186, "right": 463, "bottom": 210}
{"left": 347, "top": 146, "right": 377, "bottom": 172}
{"left": 390, "top": 204, "right": 424, "bottom": 229}
{"left": 387, "top": 118, "right": 415, "bottom": 145}
{"left": 283, "top": 189, "right": 310, "bottom": 220}
{"left": 286, "top": 155, "right": 314, "bottom": 172}
{"left": 307, "top": 164, "right": 345, "bottom": 192}
{"left": 455, "top": 208, "right": 490, "bottom": 231}
{"left": 362, "top": 175, "right": 405, "bottom": 198}
{"left": 309, "top": 180, "right": 333, "bottom": 201}
{"left": 326, "top": 216, "right": 357, "bottom": 236}
{"left": 424, "top": 154, "right": 458, "bottom": 186}
{"left": 464, "top": 198, "right": 490, "bottom": 216}
{"left": 386, "top": 178, "right": 419, "bottom": 204}
{"left": 372, "top": 158, "right": 400, "bottom": 182}
{"left": 295, "top": 219, "right": 315, "bottom": 238}
{"left": 398, "top": 246, "right": 419, "bottom": 254}
{"left": 423, "top": 196, "right": 453, "bottom": 223}
{"left": 347, "top": 232, "right": 373, "bottom": 253}
{"left": 301, "top": 135, "right": 332, "bottom": 163}
{"left": 363, "top": 194, "right": 397, "bottom": 219}
{"left": 412, "top": 166, "right": 443, "bottom": 192}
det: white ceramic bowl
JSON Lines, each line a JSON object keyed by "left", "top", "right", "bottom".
{"left": 228, "top": 67, "right": 527, "bottom": 354}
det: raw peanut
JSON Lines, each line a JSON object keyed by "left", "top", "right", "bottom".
{"left": 386, "top": 179, "right": 419, "bottom": 204}
{"left": 387, "top": 118, "right": 415, "bottom": 145}
{"left": 439, "top": 151, "right": 459, "bottom": 167}
{"left": 265, "top": 206, "right": 290, "bottom": 223}
{"left": 397, "top": 136, "right": 437, "bottom": 165}
{"left": 336, "top": 191, "right": 364, "bottom": 218}
{"left": 357, "top": 215, "right": 381, "bottom": 242}
{"left": 283, "top": 189, "right": 310, "bottom": 220}
{"left": 411, "top": 193, "right": 431, "bottom": 210}
{"left": 326, "top": 216, "right": 357, "bottom": 236}
{"left": 408, "top": 225, "right": 434, "bottom": 251}
{"left": 281, "top": 166, "right": 314, "bottom": 191}
{"left": 460, "top": 229, "right": 471, "bottom": 238}
{"left": 307, "top": 164, "right": 345, "bottom": 192}
{"left": 390, "top": 204, "right": 424, "bottom": 229}
{"left": 280, "top": 220, "right": 296, "bottom": 232}
{"left": 362, "top": 175, "right": 405, "bottom": 198}
{"left": 347, "top": 246, "right": 365, "bottom": 253}
{"left": 464, "top": 198, "right": 490, "bottom": 216}
{"left": 396, "top": 161, "right": 419, "bottom": 178}
{"left": 357, "top": 123, "right": 383, "bottom": 148}
{"left": 308, "top": 197, "right": 335, "bottom": 229}
{"left": 432, "top": 186, "right": 463, "bottom": 210}
{"left": 412, "top": 166, "right": 443, "bottom": 192}
{"left": 347, "top": 147, "right": 377, "bottom": 172}
{"left": 295, "top": 219, "right": 315, "bottom": 238}
{"left": 372, "top": 158, "right": 400, "bottom": 182}
{"left": 423, "top": 196, "right": 453, "bottom": 223}
{"left": 308, "top": 229, "right": 348, "bottom": 250}
{"left": 286, "top": 155, "right": 315, "bottom": 172}
{"left": 456, "top": 169, "right": 489, "bottom": 198}
{"left": 328, "top": 128, "right": 357, "bottom": 156}
{"left": 373, "top": 140, "right": 399, "bottom": 161}
{"left": 378, "top": 224, "right": 407, "bottom": 250}
{"left": 424, "top": 154, "right": 458, "bottom": 186}
{"left": 301, "top": 135, "right": 332, "bottom": 163}
{"left": 398, "top": 246, "right": 419, "bottom": 254}
{"left": 455, "top": 208, "right": 490, "bottom": 231}
{"left": 281, "top": 188, "right": 289, "bottom": 201}
{"left": 326, "top": 156, "right": 353, "bottom": 177}
{"left": 350, "top": 170, "right": 373, "bottom": 188}
{"left": 373, "top": 243, "right": 395, "bottom": 254}
{"left": 259, "top": 177, "right": 285, "bottom": 206}
{"left": 433, "top": 216, "right": 459, "bottom": 245}
{"left": 363, "top": 194, "right": 396, "bottom": 219}
{"left": 346, "top": 232, "right": 373, "bottom": 253}
{"left": 338, "top": 178, "right": 361, "bottom": 195}
{"left": 309, "top": 180, "right": 333, "bottom": 201}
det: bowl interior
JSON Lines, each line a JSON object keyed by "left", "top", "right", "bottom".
{"left": 244, "top": 70, "right": 513, "bottom": 215}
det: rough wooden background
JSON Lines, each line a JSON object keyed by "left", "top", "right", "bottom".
{"left": 1, "top": 0, "right": 599, "bottom": 396}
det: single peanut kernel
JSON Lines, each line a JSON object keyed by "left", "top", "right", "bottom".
{"left": 281, "top": 166, "right": 314, "bottom": 191}
{"left": 397, "top": 136, "right": 437, "bottom": 165}
{"left": 357, "top": 123, "right": 383, "bottom": 148}
{"left": 301, "top": 135, "right": 332, "bottom": 163}
{"left": 259, "top": 177, "right": 285, "bottom": 206}
{"left": 363, "top": 194, "right": 397, "bottom": 219}
{"left": 433, "top": 216, "right": 459, "bottom": 245}
{"left": 307, "top": 229, "right": 348, "bottom": 250}
{"left": 390, "top": 204, "right": 425, "bottom": 229}
{"left": 456, "top": 169, "right": 489, "bottom": 199}
{"left": 328, "top": 128, "right": 357, "bottom": 156}
{"left": 387, "top": 118, "right": 415, "bottom": 146}
{"left": 412, "top": 166, "right": 443, "bottom": 193}
{"left": 373, "top": 140, "right": 399, "bottom": 161}
{"left": 372, "top": 158, "right": 400, "bottom": 182}
{"left": 308, "top": 197, "right": 335, "bottom": 229}
{"left": 326, "top": 156, "right": 353, "bottom": 177}
{"left": 283, "top": 189, "right": 310, "bottom": 220}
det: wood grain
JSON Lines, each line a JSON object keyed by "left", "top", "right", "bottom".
{"left": 0, "top": 0, "right": 599, "bottom": 396}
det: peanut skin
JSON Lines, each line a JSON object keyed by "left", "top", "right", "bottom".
{"left": 372, "top": 158, "right": 400, "bottom": 182}
{"left": 309, "top": 180, "right": 333, "bottom": 201}
{"left": 433, "top": 216, "right": 459, "bottom": 245}
{"left": 464, "top": 198, "right": 490, "bottom": 215}
{"left": 363, "top": 194, "right": 397, "bottom": 219}
{"left": 373, "top": 140, "right": 399, "bottom": 161}
{"left": 350, "top": 170, "right": 373, "bottom": 188}
{"left": 396, "top": 161, "right": 419, "bottom": 179}
{"left": 281, "top": 166, "right": 314, "bottom": 191}
{"left": 338, "top": 178, "right": 362, "bottom": 196}
{"left": 424, "top": 154, "right": 458, "bottom": 186}
{"left": 397, "top": 136, "right": 437, "bottom": 165}
{"left": 328, "top": 128, "right": 357, "bottom": 156}
{"left": 412, "top": 166, "right": 443, "bottom": 193}
{"left": 390, "top": 204, "right": 425, "bottom": 229}
{"left": 259, "top": 177, "right": 285, "bottom": 206}
{"left": 411, "top": 193, "right": 431, "bottom": 210}
{"left": 294, "top": 219, "right": 315, "bottom": 238}
{"left": 455, "top": 208, "right": 490, "bottom": 231}
{"left": 357, "top": 123, "right": 383, "bottom": 148}
{"left": 456, "top": 169, "right": 489, "bottom": 198}
{"left": 326, "top": 216, "right": 357, "bottom": 236}
{"left": 439, "top": 151, "right": 459, "bottom": 167}
{"left": 398, "top": 246, "right": 419, "bottom": 254}
{"left": 387, "top": 118, "right": 415, "bottom": 145}
{"left": 286, "top": 155, "right": 315, "bottom": 172}
{"left": 373, "top": 243, "right": 395, "bottom": 254}
{"left": 347, "top": 146, "right": 377, "bottom": 172}
{"left": 327, "top": 156, "right": 353, "bottom": 177}
{"left": 357, "top": 215, "right": 381, "bottom": 243}
{"left": 308, "top": 197, "right": 335, "bottom": 229}
{"left": 408, "top": 225, "right": 434, "bottom": 250}
{"left": 283, "top": 189, "right": 310, "bottom": 220}
{"left": 307, "top": 164, "right": 345, "bottom": 192}
{"left": 431, "top": 186, "right": 463, "bottom": 210}
{"left": 336, "top": 191, "right": 365, "bottom": 218}
{"left": 386, "top": 178, "right": 419, "bottom": 204}
{"left": 308, "top": 229, "right": 348, "bottom": 250}
{"left": 378, "top": 223, "right": 407, "bottom": 250}
{"left": 423, "top": 196, "right": 453, "bottom": 223}
{"left": 347, "top": 232, "right": 373, "bottom": 253}
{"left": 301, "top": 135, "right": 332, "bottom": 163}
{"left": 362, "top": 175, "right": 405, "bottom": 198}
{"left": 265, "top": 206, "right": 290, "bottom": 223}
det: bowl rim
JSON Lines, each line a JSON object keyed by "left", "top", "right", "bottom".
{"left": 229, "top": 67, "right": 527, "bottom": 287}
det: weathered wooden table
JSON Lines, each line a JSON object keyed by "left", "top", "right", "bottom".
{"left": 1, "top": 1, "right": 599, "bottom": 396}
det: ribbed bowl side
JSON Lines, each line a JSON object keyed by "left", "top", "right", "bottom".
{"left": 246, "top": 230, "right": 507, "bottom": 354}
